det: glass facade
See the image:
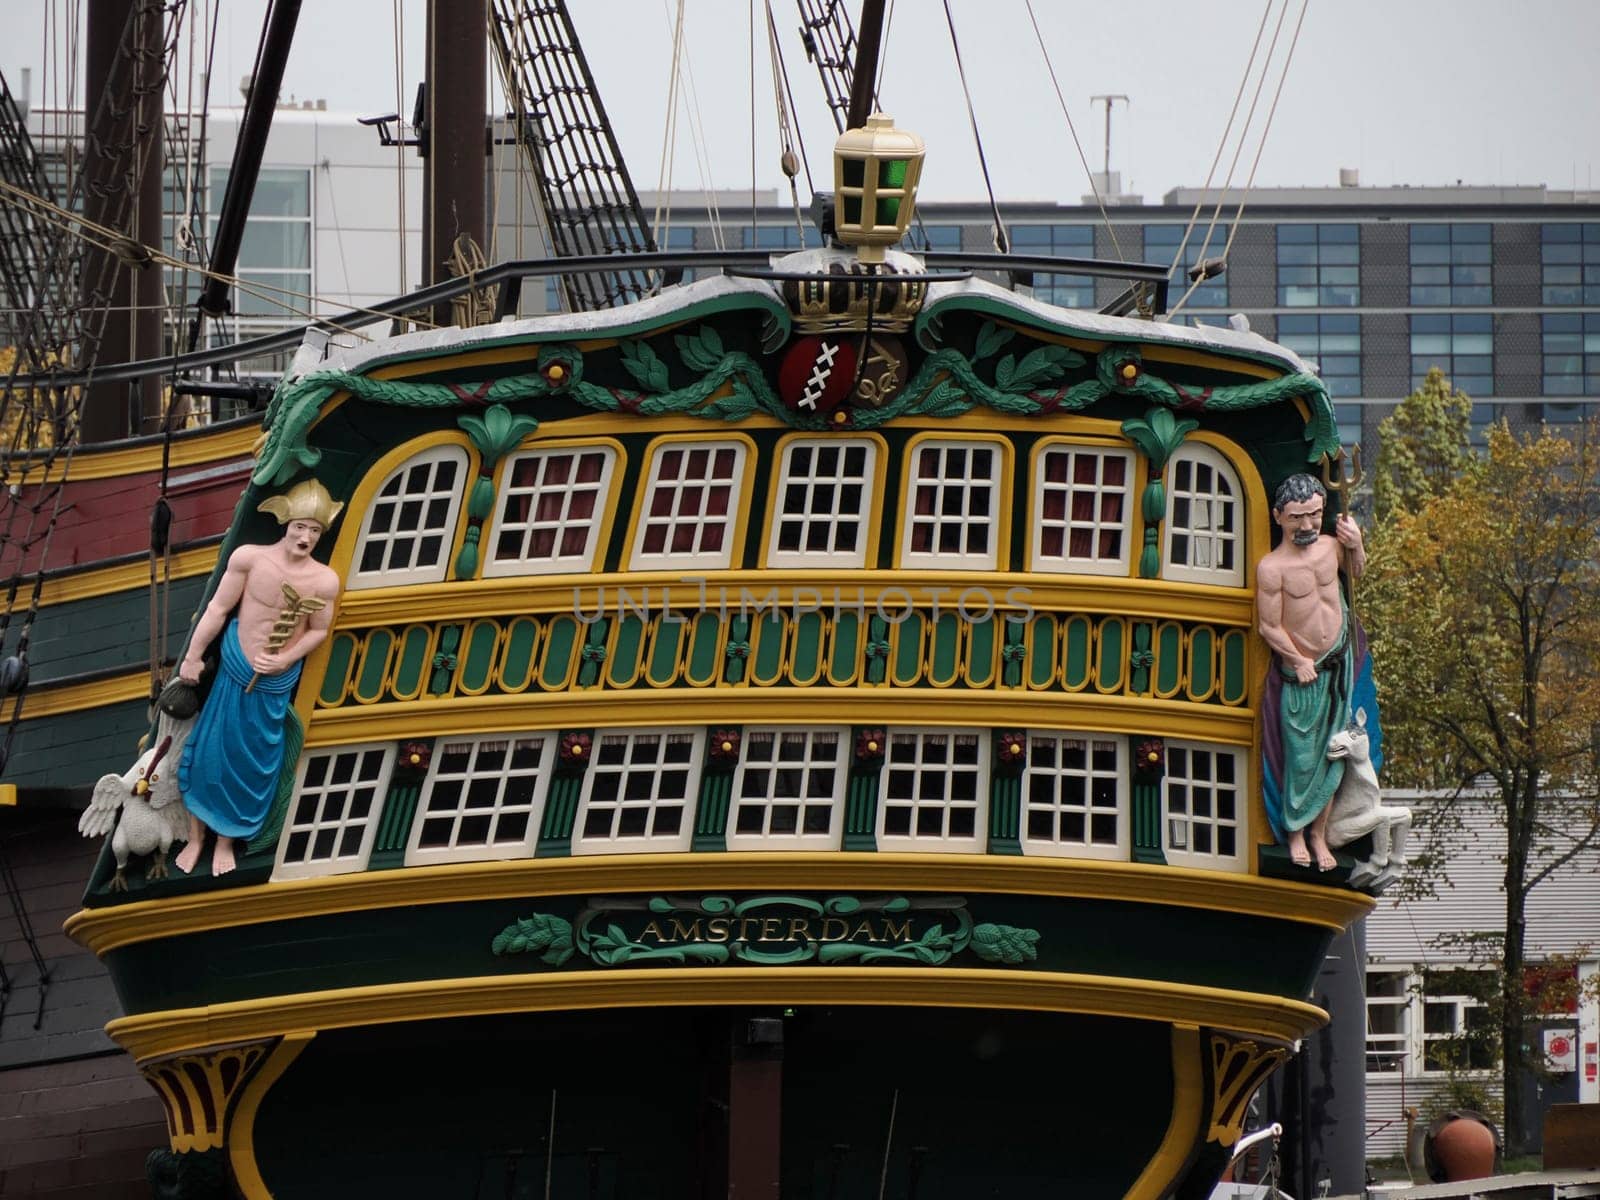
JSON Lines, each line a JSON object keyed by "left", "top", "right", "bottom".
{"left": 1542, "top": 223, "right": 1600, "bottom": 304}
{"left": 1542, "top": 313, "right": 1600, "bottom": 396}
{"left": 208, "top": 167, "right": 312, "bottom": 319}
{"left": 1010, "top": 224, "right": 1096, "bottom": 307}
{"left": 741, "top": 223, "right": 824, "bottom": 251}
{"left": 1411, "top": 313, "right": 1493, "bottom": 397}
{"left": 1277, "top": 314, "right": 1361, "bottom": 397}
{"left": 1410, "top": 223, "right": 1491, "bottom": 305}
{"left": 1145, "top": 223, "right": 1229, "bottom": 308}
{"left": 1277, "top": 223, "right": 1359, "bottom": 306}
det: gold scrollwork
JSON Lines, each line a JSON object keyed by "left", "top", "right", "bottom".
{"left": 1205, "top": 1032, "right": 1291, "bottom": 1146}
{"left": 139, "top": 1040, "right": 273, "bottom": 1153}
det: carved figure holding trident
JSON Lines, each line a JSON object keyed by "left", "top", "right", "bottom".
{"left": 174, "top": 480, "right": 343, "bottom": 876}
{"left": 1255, "top": 471, "right": 1370, "bottom": 870}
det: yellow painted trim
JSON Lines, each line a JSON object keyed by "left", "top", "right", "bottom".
{"left": 22, "top": 425, "right": 261, "bottom": 483}
{"left": 1124, "top": 1025, "right": 1205, "bottom": 1200}
{"left": 32, "top": 545, "right": 221, "bottom": 607}
{"left": 1025, "top": 426, "right": 1142, "bottom": 577}
{"left": 104, "top": 968, "right": 1331, "bottom": 1064}
{"left": 758, "top": 431, "right": 889, "bottom": 569}
{"left": 327, "top": 570, "right": 1256, "bottom": 630}
{"left": 65, "top": 852, "right": 1373, "bottom": 956}
{"left": 0, "top": 784, "right": 15, "bottom": 806}
{"left": 299, "top": 687, "right": 1256, "bottom": 749}
{"left": 622, "top": 431, "right": 760, "bottom": 571}
{"left": 894, "top": 431, "right": 1014, "bottom": 571}
{"left": 478, "top": 436, "right": 628, "bottom": 580}
{"left": 0, "top": 670, "right": 149, "bottom": 723}
{"left": 229, "top": 1032, "right": 314, "bottom": 1200}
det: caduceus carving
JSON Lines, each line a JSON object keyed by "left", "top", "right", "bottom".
{"left": 244, "top": 581, "right": 328, "bottom": 694}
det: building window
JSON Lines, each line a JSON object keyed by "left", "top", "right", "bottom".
{"left": 741, "top": 224, "right": 824, "bottom": 251}
{"left": 1277, "top": 223, "right": 1359, "bottom": 306}
{"left": 1541, "top": 222, "right": 1600, "bottom": 305}
{"left": 726, "top": 728, "right": 848, "bottom": 850}
{"left": 208, "top": 167, "right": 311, "bottom": 320}
{"left": 1366, "top": 969, "right": 1412, "bottom": 1075}
{"left": 1010, "top": 224, "right": 1096, "bottom": 306}
{"left": 909, "top": 224, "right": 963, "bottom": 253}
{"left": 349, "top": 445, "right": 468, "bottom": 588}
{"left": 630, "top": 441, "right": 748, "bottom": 570}
{"left": 1163, "top": 443, "right": 1244, "bottom": 587}
{"left": 274, "top": 745, "right": 394, "bottom": 878}
{"left": 1411, "top": 314, "right": 1493, "bottom": 397}
{"left": 767, "top": 439, "right": 877, "bottom": 568}
{"left": 1161, "top": 741, "right": 1244, "bottom": 870}
{"left": 1410, "top": 223, "right": 1492, "bottom": 306}
{"left": 1541, "top": 313, "right": 1600, "bottom": 396}
{"left": 1421, "top": 970, "right": 1497, "bottom": 1073}
{"left": 1145, "top": 223, "right": 1230, "bottom": 308}
{"left": 878, "top": 730, "right": 987, "bottom": 852}
{"left": 572, "top": 729, "right": 703, "bottom": 854}
{"left": 902, "top": 440, "right": 1001, "bottom": 570}
{"left": 1031, "top": 444, "right": 1133, "bottom": 575}
{"left": 484, "top": 445, "right": 617, "bottom": 576}
{"left": 1021, "top": 733, "right": 1126, "bottom": 860}
{"left": 408, "top": 734, "right": 553, "bottom": 862}
{"left": 1277, "top": 314, "right": 1361, "bottom": 399}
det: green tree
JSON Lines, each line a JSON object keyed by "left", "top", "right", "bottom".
{"left": 1362, "top": 417, "right": 1600, "bottom": 1154}
{"left": 1372, "top": 366, "right": 1474, "bottom": 519}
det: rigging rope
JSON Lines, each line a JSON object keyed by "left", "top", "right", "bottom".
{"left": 762, "top": 0, "right": 807, "bottom": 241}
{"left": 1165, "top": 0, "right": 1276, "bottom": 314}
{"left": 940, "top": 0, "right": 1007, "bottom": 253}
{"left": 652, "top": 0, "right": 688, "bottom": 244}
{"left": 1022, "top": 0, "right": 1128, "bottom": 265}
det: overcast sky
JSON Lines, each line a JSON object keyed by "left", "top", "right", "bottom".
{"left": 8, "top": 0, "right": 1598, "bottom": 205}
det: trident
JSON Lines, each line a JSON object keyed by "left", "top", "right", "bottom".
{"left": 1321, "top": 444, "right": 1365, "bottom": 610}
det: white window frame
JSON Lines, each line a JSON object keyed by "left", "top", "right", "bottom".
{"left": 272, "top": 743, "right": 395, "bottom": 879}
{"left": 726, "top": 727, "right": 849, "bottom": 850}
{"left": 571, "top": 728, "right": 704, "bottom": 854}
{"left": 404, "top": 732, "right": 556, "bottom": 864}
{"left": 1365, "top": 967, "right": 1414, "bottom": 1076}
{"left": 900, "top": 440, "right": 1002, "bottom": 570}
{"left": 483, "top": 444, "right": 618, "bottom": 577}
{"left": 1420, "top": 973, "right": 1497, "bottom": 1076}
{"left": 1163, "top": 443, "right": 1245, "bottom": 586}
{"left": 1160, "top": 739, "right": 1246, "bottom": 872}
{"left": 766, "top": 439, "right": 877, "bottom": 569}
{"left": 348, "top": 444, "right": 468, "bottom": 589}
{"left": 876, "top": 728, "right": 988, "bottom": 852}
{"left": 1019, "top": 732, "right": 1128, "bottom": 860}
{"left": 628, "top": 440, "right": 748, "bottom": 570}
{"left": 1030, "top": 444, "right": 1134, "bottom": 576}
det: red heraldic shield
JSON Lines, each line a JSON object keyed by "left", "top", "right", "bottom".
{"left": 778, "top": 336, "right": 858, "bottom": 415}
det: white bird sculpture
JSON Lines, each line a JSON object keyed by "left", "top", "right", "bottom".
{"left": 78, "top": 717, "right": 193, "bottom": 891}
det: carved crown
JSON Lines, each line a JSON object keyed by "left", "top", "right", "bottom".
{"left": 783, "top": 262, "right": 926, "bottom": 335}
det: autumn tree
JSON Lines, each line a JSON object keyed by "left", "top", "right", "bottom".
{"left": 1361, "top": 417, "right": 1600, "bottom": 1154}
{"left": 1371, "top": 365, "right": 1474, "bottom": 519}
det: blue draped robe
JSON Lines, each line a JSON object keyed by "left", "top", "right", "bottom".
{"left": 178, "top": 620, "right": 301, "bottom": 840}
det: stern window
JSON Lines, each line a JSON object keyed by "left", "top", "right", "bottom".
{"left": 273, "top": 744, "right": 394, "bottom": 879}
{"left": 349, "top": 446, "right": 467, "bottom": 588}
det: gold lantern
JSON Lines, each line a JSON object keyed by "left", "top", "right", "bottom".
{"left": 832, "top": 113, "right": 925, "bottom": 263}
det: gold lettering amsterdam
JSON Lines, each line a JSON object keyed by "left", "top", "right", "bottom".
{"left": 669, "top": 917, "right": 704, "bottom": 942}
{"left": 882, "top": 917, "right": 913, "bottom": 941}
{"left": 707, "top": 918, "right": 731, "bottom": 942}
{"left": 640, "top": 920, "right": 666, "bottom": 943}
